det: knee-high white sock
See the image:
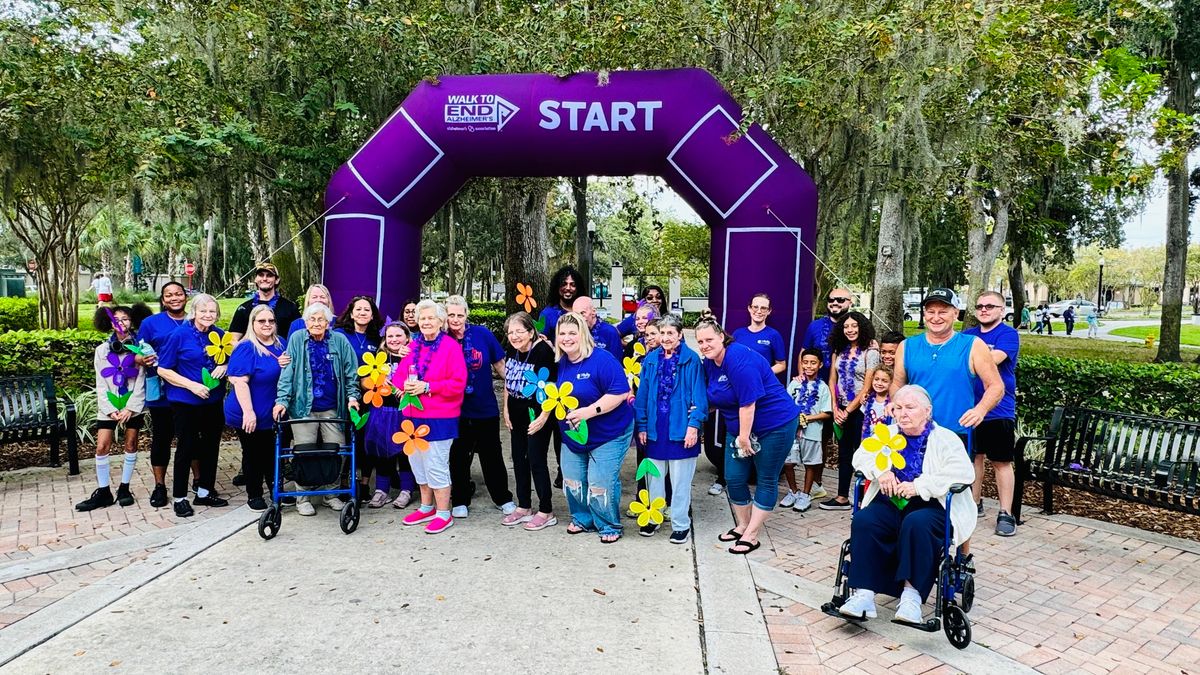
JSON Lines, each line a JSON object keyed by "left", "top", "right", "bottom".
{"left": 122, "top": 453, "right": 137, "bottom": 484}
{"left": 95, "top": 455, "right": 111, "bottom": 489}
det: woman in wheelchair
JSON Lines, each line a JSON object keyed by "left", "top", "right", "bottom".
{"left": 839, "top": 384, "right": 976, "bottom": 624}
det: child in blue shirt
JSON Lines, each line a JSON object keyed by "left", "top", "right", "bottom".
{"left": 780, "top": 349, "right": 832, "bottom": 513}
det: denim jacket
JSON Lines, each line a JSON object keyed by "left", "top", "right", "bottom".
{"left": 634, "top": 343, "right": 707, "bottom": 442}
{"left": 276, "top": 330, "right": 360, "bottom": 420}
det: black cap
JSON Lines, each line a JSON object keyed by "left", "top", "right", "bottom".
{"left": 921, "top": 288, "right": 958, "bottom": 308}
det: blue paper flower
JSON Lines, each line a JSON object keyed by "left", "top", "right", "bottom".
{"left": 521, "top": 367, "right": 550, "bottom": 403}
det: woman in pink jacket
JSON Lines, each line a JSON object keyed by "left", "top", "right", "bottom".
{"left": 392, "top": 299, "right": 468, "bottom": 534}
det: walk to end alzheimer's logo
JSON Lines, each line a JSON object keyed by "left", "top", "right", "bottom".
{"left": 444, "top": 94, "right": 519, "bottom": 132}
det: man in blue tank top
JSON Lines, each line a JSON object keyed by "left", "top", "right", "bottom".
{"left": 892, "top": 288, "right": 1004, "bottom": 446}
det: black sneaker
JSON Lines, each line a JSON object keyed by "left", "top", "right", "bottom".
{"left": 194, "top": 494, "right": 229, "bottom": 507}
{"left": 281, "top": 496, "right": 297, "bottom": 506}
{"left": 995, "top": 510, "right": 1017, "bottom": 537}
{"left": 149, "top": 484, "right": 168, "bottom": 508}
{"left": 669, "top": 529, "right": 691, "bottom": 545}
{"left": 553, "top": 473, "right": 563, "bottom": 489}
{"left": 639, "top": 523, "right": 660, "bottom": 537}
{"left": 116, "top": 483, "right": 134, "bottom": 507}
{"left": 75, "top": 487, "right": 114, "bottom": 512}
{"left": 247, "top": 497, "right": 269, "bottom": 512}
{"left": 977, "top": 500, "right": 984, "bottom": 516}
{"left": 174, "top": 499, "right": 195, "bottom": 517}
{"left": 232, "top": 473, "right": 247, "bottom": 487}
{"left": 817, "top": 498, "right": 852, "bottom": 511}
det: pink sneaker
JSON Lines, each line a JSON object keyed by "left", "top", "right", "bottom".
{"left": 523, "top": 513, "right": 558, "bottom": 531}
{"left": 403, "top": 508, "right": 436, "bottom": 526}
{"left": 502, "top": 509, "right": 532, "bottom": 527}
{"left": 425, "top": 515, "right": 454, "bottom": 534}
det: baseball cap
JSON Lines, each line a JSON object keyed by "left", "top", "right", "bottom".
{"left": 254, "top": 262, "right": 279, "bottom": 278}
{"left": 921, "top": 288, "right": 958, "bottom": 308}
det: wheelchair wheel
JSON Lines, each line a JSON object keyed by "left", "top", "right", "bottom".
{"left": 960, "top": 573, "right": 975, "bottom": 613}
{"left": 943, "top": 604, "right": 971, "bottom": 649}
{"left": 258, "top": 506, "right": 279, "bottom": 540}
{"left": 340, "top": 500, "right": 360, "bottom": 534}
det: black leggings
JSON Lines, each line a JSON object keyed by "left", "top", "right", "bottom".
{"left": 837, "top": 409, "right": 865, "bottom": 499}
{"left": 171, "top": 403, "right": 224, "bottom": 499}
{"left": 702, "top": 412, "right": 726, "bottom": 487}
{"left": 235, "top": 428, "right": 276, "bottom": 500}
{"left": 450, "top": 417, "right": 513, "bottom": 508}
{"left": 508, "top": 402, "right": 555, "bottom": 513}
{"left": 149, "top": 405, "right": 175, "bottom": 469}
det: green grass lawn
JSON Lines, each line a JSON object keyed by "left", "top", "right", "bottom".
{"left": 77, "top": 297, "right": 245, "bottom": 331}
{"left": 1109, "top": 324, "right": 1200, "bottom": 347}
{"left": 901, "top": 321, "right": 1200, "bottom": 363}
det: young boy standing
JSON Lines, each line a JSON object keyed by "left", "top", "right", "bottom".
{"left": 780, "top": 349, "right": 833, "bottom": 512}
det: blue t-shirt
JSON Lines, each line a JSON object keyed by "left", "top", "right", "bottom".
{"left": 541, "top": 305, "right": 569, "bottom": 342}
{"left": 138, "top": 311, "right": 187, "bottom": 408}
{"left": 158, "top": 322, "right": 227, "bottom": 406}
{"left": 903, "top": 333, "right": 978, "bottom": 435}
{"left": 616, "top": 313, "right": 637, "bottom": 338}
{"left": 801, "top": 316, "right": 836, "bottom": 382}
{"left": 556, "top": 350, "right": 633, "bottom": 453}
{"left": 456, "top": 324, "right": 504, "bottom": 419}
{"left": 733, "top": 326, "right": 786, "bottom": 366}
{"left": 335, "top": 327, "right": 378, "bottom": 367}
{"left": 286, "top": 317, "right": 306, "bottom": 339}
{"left": 963, "top": 323, "right": 1018, "bottom": 421}
{"left": 703, "top": 342, "right": 801, "bottom": 436}
{"left": 590, "top": 320, "right": 623, "bottom": 362}
{"left": 223, "top": 339, "right": 286, "bottom": 428}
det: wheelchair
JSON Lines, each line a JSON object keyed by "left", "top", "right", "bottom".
{"left": 820, "top": 472, "right": 977, "bottom": 649}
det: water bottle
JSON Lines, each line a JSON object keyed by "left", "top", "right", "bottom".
{"left": 407, "top": 364, "right": 418, "bottom": 384}
{"left": 141, "top": 340, "right": 161, "bottom": 401}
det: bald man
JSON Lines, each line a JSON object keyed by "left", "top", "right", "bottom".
{"left": 572, "top": 296, "right": 624, "bottom": 361}
{"left": 802, "top": 287, "right": 854, "bottom": 383}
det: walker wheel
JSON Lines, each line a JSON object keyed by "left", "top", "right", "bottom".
{"left": 943, "top": 604, "right": 971, "bottom": 649}
{"left": 960, "top": 574, "right": 975, "bottom": 613}
{"left": 340, "top": 501, "right": 360, "bottom": 534}
{"left": 258, "top": 506, "right": 279, "bottom": 540}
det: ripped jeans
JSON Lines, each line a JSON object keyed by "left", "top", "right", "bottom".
{"left": 560, "top": 422, "right": 633, "bottom": 537}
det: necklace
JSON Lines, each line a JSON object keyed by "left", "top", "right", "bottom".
{"left": 793, "top": 378, "right": 820, "bottom": 414}
{"left": 411, "top": 333, "right": 442, "bottom": 380}
{"left": 927, "top": 333, "right": 954, "bottom": 361}
{"left": 837, "top": 347, "right": 861, "bottom": 406}
{"left": 349, "top": 330, "right": 369, "bottom": 353}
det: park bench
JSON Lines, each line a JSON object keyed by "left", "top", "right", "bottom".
{"left": 1014, "top": 405, "right": 1199, "bottom": 521}
{"left": 0, "top": 375, "right": 79, "bottom": 475}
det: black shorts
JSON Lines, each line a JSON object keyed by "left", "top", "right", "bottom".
{"left": 972, "top": 418, "right": 1015, "bottom": 463}
{"left": 96, "top": 415, "right": 146, "bottom": 432}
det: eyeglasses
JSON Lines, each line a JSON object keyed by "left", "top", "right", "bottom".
{"left": 827, "top": 297, "right": 851, "bottom": 303}
{"left": 254, "top": 319, "right": 276, "bottom": 324}
{"left": 749, "top": 305, "right": 771, "bottom": 312}
{"left": 306, "top": 317, "right": 329, "bottom": 324}
{"left": 975, "top": 304, "right": 1003, "bottom": 311}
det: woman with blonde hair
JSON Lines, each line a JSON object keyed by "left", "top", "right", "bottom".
{"left": 286, "top": 284, "right": 333, "bottom": 338}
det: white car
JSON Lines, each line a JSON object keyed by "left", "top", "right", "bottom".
{"left": 1048, "top": 299, "right": 1097, "bottom": 318}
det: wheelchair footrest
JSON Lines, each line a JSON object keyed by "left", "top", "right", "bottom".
{"left": 892, "top": 617, "right": 940, "bottom": 632}
{"left": 822, "top": 601, "right": 870, "bottom": 623}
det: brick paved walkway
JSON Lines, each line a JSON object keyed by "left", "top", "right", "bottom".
{"left": 752, "top": 470, "right": 1200, "bottom": 674}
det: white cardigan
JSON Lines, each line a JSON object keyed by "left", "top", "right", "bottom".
{"left": 853, "top": 423, "right": 978, "bottom": 546}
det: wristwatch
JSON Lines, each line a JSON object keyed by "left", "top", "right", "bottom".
{"left": 595, "top": 405, "right": 602, "bottom": 415}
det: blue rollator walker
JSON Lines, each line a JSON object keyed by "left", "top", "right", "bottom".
{"left": 258, "top": 417, "right": 360, "bottom": 540}
{"left": 820, "top": 470, "right": 977, "bottom": 649}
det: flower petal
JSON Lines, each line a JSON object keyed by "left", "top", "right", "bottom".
{"left": 561, "top": 395, "right": 579, "bottom": 411}
{"left": 648, "top": 510, "right": 664, "bottom": 525}
{"left": 891, "top": 452, "right": 907, "bottom": 470}
{"left": 650, "top": 497, "right": 667, "bottom": 511}
{"left": 875, "top": 453, "right": 890, "bottom": 471}
{"left": 862, "top": 437, "right": 883, "bottom": 453}
{"left": 888, "top": 434, "right": 907, "bottom": 451}
{"left": 637, "top": 511, "right": 651, "bottom": 527}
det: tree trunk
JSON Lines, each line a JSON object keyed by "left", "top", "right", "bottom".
{"left": 244, "top": 177, "right": 267, "bottom": 265}
{"left": 445, "top": 200, "right": 456, "bottom": 295}
{"left": 499, "top": 178, "right": 554, "bottom": 316}
{"left": 1007, "top": 240, "right": 1026, "bottom": 329}
{"left": 873, "top": 189, "right": 906, "bottom": 333}
{"left": 964, "top": 170, "right": 1012, "bottom": 329}
{"left": 1157, "top": 150, "right": 1189, "bottom": 362}
{"left": 571, "top": 177, "right": 590, "bottom": 292}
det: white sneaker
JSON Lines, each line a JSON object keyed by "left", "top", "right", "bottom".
{"left": 498, "top": 501, "right": 517, "bottom": 515}
{"left": 708, "top": 482, "right": 725, "bottom": 496}
{"left": 392, "top": 490, "right": 412, "bottom": 509}
{"left": 810, "top": 483, "right": 828, "bottom": 499}
{"left": 779, "top": 491, "right": 797, "bottom": 508}
{"left": 296, "top": 500, "right": 316, "bottom": 516}
{"left": 793, "top": 493, "right": 812, "bottom": 512}
{"left": 323, "top": 496, "right": 346, "bottom": 511}
{"left": 451, "top": 505, "right": 469, "bottom": 518}
{"left": 663, "top": 506, "right": 671, "bottom": 520}
{"left": 895, "top": 596, "right": 924, "bottom": 624}
{"left": 839, "top": 590, "right": 877, "bottom": 619}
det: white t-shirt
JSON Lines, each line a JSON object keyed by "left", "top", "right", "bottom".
{"left": 91, "top": 277, "right": 113, "bottom": 295}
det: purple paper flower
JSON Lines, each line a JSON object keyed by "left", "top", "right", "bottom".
{"left": 101, "top": 352, "right": 137, "bottom": 391}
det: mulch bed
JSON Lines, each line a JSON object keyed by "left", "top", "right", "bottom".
{"left": 0, "top": 428, "right": 240, "bottom": 474}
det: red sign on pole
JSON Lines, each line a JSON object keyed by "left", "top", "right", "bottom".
{"left": 185, "top": 262, "right": 195, "bottom": 276}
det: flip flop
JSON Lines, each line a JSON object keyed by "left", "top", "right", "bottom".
{"left": 717, "top": 528, "right": 743, "bottom": 543}
{"left": 566, "top": 523, "right": 588, "bottom": 535}
{"left": 600, "top": 533, "right": 620, "bottom": 544}
{"left": 728, "top": 539, "right": 761, "bottom": 555}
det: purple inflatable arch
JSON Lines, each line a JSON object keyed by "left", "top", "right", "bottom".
{"left": 323, "top": 68, "right": 817, "bottom": 358}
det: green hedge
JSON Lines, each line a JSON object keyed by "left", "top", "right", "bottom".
{"left": 0, "top": 297, "right": 38, "bottom": 332}
{"left": 0, "top": 329, "right": 104, "bottom": 391}
{"left": 1016, "top": 355, "right": 1200, "bottom": 427}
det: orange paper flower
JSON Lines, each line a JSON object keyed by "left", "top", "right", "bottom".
{"left": 392, "top": 419, "right": 431, "bottom": 455}
{"left": 363, "top": 382, "right": 393, "bottom": 408}
{"left": 515, "top": 282, "right": 538, "bottom": 313}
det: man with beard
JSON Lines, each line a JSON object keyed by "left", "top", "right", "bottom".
{"left": 963, "top": 291, "right": 1021, "bottom": 537}
{"left": 541, "top": 265, "right": 585, "bottom": 343}
{"left": 228, "top": 262, "right": 301, "bottom": 341}
{"left": 572, "top": 296, "right": 624, "bottom": 361}
{"left": 801, "top": 288, "right": 853, "bottom": 384}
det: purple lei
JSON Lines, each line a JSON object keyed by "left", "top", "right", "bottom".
{"left": 836, "top": 347, "right": 861, "bottom": 407}
{"left": 411, "top": 332, "right": 442, "bottom": 380}
{"left": 893, "top": 420, "right": 933, "bottom": 484}
{"left": 101, "top": 351, "right": 138, "bottom": 394}
{"left": 656, "top": 349, "right": 680, "bottom": 414}
{"left": 793, "top": 378, "right": 820, "bottom": 415}
{"left": 861, "top": 393, "right": 891, "bottom": 439}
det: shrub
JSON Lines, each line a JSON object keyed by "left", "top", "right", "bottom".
{"left": 0, "top": 329, "right": 104, "bottom": 391}
{"left": 0, "top": 297, "right": 38, "bottom": 331}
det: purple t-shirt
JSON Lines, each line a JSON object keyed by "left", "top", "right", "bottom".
{"left": 158, "top": 322, "right": 227, "bottom": 406}
{"left": 703, "top": 342, "right": 800, "bottom": 436}
{"left": 455, "top": 324, "right": 504, "bottom": 419}
{"left": 223, "top": 340, "right": 286, "bottom": 428}
{"left": 556, "top": 350, "right": 633, "bottom": 453}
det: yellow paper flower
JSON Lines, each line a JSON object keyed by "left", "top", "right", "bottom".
{"left": 623, "top": 356, "right": 643, "bottom": 387}
{"left": 632, "top": 341, "right": 646, "bottom": 358}
{"left": 862, "top": 423, "right": 907, "bottom": 472}
{"left": 515, "top": 282, "right": 538, "bottom": 313}
{"left": 205, "top": 331, "right": 234, "bottom": 365}
{"left": 541, "top": 381, "right": 578, "bottom": 420}
{"left": 392, "top": 419, "right": 431, "bottom": 455}
{"left": 629, "top": 489, "right": 666, "bottom": 527}
{"left": 357, "top": 351, "right": 390, "bottom": 385}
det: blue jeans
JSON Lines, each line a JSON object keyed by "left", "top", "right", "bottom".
{"left": 725, "top": 419, "right": 799, "bottom": 511}
{"left": 560, "top": 422, "right": 633, "bottom": 537}
{"left": 648, "top": 457, "right": 697, "bottom": 531}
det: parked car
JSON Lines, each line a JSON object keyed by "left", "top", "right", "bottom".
{"left": 621, "top": 293, "right": 637, "bottom": 315}
{"left": 1048, "top": 299, "right": 1098, "bottom": 318}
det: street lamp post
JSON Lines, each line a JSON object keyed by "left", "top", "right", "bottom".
{"left": 1097, "top": 255, "right": 1105, "bottom": 316}
{"left": 585, "top": 219, "right": 596, "bottom": 298}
